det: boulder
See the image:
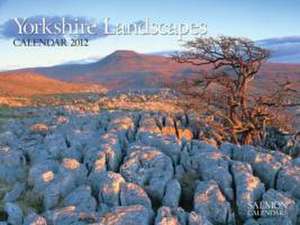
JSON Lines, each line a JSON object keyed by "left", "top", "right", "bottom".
{"left": 23, "top": 212, "right": 47, "bottom": 225}
{"left": 276, "top": 164, "right": 300, "bottom": 199}
{"left": 137, "top": 116, "right": 161, "bottom": 136}
{"left": 193, "top": 180, "right": 233, "bottom": 225}
{"left": 162, "top": 179, "right": 181, "bottom": 208}
{"left": 232, "top": 145, "right": 259, "bottom": 164}
{"left": 99, "top": 205, "right": 151, "bottom": 225}
{"left": 99, "top": 132, "right": 123, "bottom": 171}
{"left": 260, "top": 189, "right": 297, "bottom": 225}
{"left": 154, "top": 207, "right": 186, "bottom": 225}
{"left": 120, "top": 149, "right": 173, "bottom": 202}
{"left": 107, "top": 115, "right": 134, "bottom": 142}
{"left": 180, "top": 140, "right": 217, "bottom": 173}
{"left": 43, "top": 182, "right": 61, "bottom": 210}
{"left": 233, "top": 146, "right": 290, "bottom": 189}
{"left": 3, "top": 182, "right": 25, "bottom": 203}
{"left": 188, "top": 211, "right": 212, "bottom": 225}
{"left": 30, "top": 123, "right": 49, "bottom": 135}
{"left": 43, "top": 133, "right": 67, "bottom": 160}
{"left": 0, "top": 146, "right": 26, "bottom": 183}
{"left": 28, "top": 160, "right": 59, "bottom": 193}
{"left": 219, "top": 142, "right": 239, "bottom": 159}
{"left": 63, "top": 185, "right": 97, "bottom": 212}
{"left": 98, "top": 172, "right": 125, "bottom": 207}
{"left": 57, "top": 158, "right": 88, "bottom": 196}
{"left": 120, "top": 182, "right": 152, "bottom": 209}
{"left": 4, "top": 202, "right": 23, "bottom": 225}
{"left": 44, "top": 206, "right": 87, "bottom": 225}
{"left": 84, "top": 148, "right": 107, "bottom": 173}
{"left": 231, "top": 161, "right": 265, "bottom": 221}
{"left": 196, "top": 150, "right": 233, "bottom": 201}
{"left": 139, "top": 134, "right": 181, "bottom": 164}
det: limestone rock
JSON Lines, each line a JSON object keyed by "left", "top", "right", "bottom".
{"left": 120, "top": 149, "right": 173, "bottom": 201}
{"left": 0, "top": 146, "right": 26, "bottom": 183}
{"left": 63, "top": 185, "right": 97, "bottom": 212}
{"left": 98, "top": 172, "right": 125, "bottom": 207}
{"left": 23, "top": 212, "right": 47, "bottom": 225}
{"left": 188, "top": 211, "right": 212, "bottom": 225}
{"left": 277, "top": 164, "right": 300, "bottom": 199}
{"left": 154, "top": 207, "right": 186, "bottom": 225}
{"left": 30, "top": 123, "right": 49, "bottom": 135}
{"left": 3, "top": 182, "right": 25, "bottom": 203}
{"left": 28, "top": 160, "right": 59, "bottom": 193}
{"left": 120, "top": 182, "right": 152, "bottom": 209}
{"left": 99, "top": 205, "right": 151, "bottom": 225}
{"left": 4, "top": 202, "right": 23, "bottom": 225}
{"left": 162, "top": 179, "right": 181, "bottom": 208}
{"left": 261, "top": 189, "right": 297, "bottom": 225}
{"left": 44, "top": 206, "right": 84, "bottom": 225}
{"left": 99, "top": 132, "right": 123, "bottom": 171}
{"left": 231, "top": 161, "right": 265, "bottom": 221}
{"left": 193, "top": 180, "right": 233, "bottom": 225}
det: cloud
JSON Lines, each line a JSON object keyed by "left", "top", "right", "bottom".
{"left": 256, "top": 36, "right": 300, "bottom": 63}
{"left": 257, "top": 36, "right": 300, "bottom": 46}
{"left": 0, "top": 15, "right": 113, "bottom": 40}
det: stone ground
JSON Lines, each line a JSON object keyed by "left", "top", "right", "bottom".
{"left": 0, "top": 103, "right": 299, "bottom": 225}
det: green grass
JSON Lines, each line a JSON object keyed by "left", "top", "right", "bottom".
{"left": 0, "top": 106, "right": 15, "bottom": 130}
{"left": 0, "top": 106, "right": 32, "bottom": 131}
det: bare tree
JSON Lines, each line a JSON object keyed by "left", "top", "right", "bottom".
{"left": 173, "top": 36, "right": 299, "bottom": 145}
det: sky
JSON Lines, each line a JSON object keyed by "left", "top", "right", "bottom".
{"left": 0, "top": 0, "right": 299, "bottom": 70}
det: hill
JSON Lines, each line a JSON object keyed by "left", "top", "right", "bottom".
{"left": 27, "top": 50, "right": 200, "bottom": 90}
{"left": 1, "top": 50, "right": 300, "bottom": 93}
{"left": 29, "top": 51, "right": 300, "bottom": 90}
{"left": 0, "top": 71, "right": 106, "bottom": 97}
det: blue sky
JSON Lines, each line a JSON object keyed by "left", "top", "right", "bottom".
{"left": 0, "top": 0, "right": 299, "bottom": 70}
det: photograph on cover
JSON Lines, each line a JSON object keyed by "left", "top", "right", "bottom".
{"left": 0, "top": 1, "right": 299, "bottom": 224}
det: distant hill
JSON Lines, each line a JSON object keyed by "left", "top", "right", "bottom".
{"left": 1, "top": 50, "right": 300, "bottom": 93}
{"left": 25, "top": 50, "right": 201, "bottom": 90}
{"left": 0, "top": 71, "right": 106, "bottom": 97}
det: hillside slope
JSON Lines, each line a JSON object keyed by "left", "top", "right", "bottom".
{"left": 0, "top": 72, "right": 106, "bottom": 97}
{"left": 1, "top": 50, "right": 300, "bottom": 92}
{"left": 32, "top": 50, "right": 201, "bottom": 89}
{"left": 35, "top": 51, "right": 300, "bottom": 90}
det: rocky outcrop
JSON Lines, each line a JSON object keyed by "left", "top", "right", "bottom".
{"left": 276, "top": 164, "right": 300, "bottom": 199}
{"left": 193, "top": 180, "right": 233, "bottom": 224}
{"left": 97, "top": 171, "right": 125, "bottom": 208}
{"left": 162, "top": 179, "right": 181, "bottom": 208}
{"left": 4, "top": 202, "right": 23, "bottom": 225}
{"left": 230, "top": 161, "right": 265, "bottom": 221}
{"left": 232, "top": 145, "right": 291, "bottom": 189}
{"left": 99, "top": 205, "right": 151, "bottom": 225}
{"left": 260, "top": 189, "right": 297, "bottom": 225}
{"left": 0, "top": 146, "right": 26, "bottom": 184}
{"left": 23, "top": 212, "right": 47, "bottom": 225}
{"left": 0, "top": 108, "right": 299, "bottom": 225}
{"left": 120, "top": 147, "right": 174, "bottom": 202}
{"left": 120, "top": 182, "right": 152, "bottom": 210}
{"left": 63, "top": 185, "right": 97, "bottom": 212}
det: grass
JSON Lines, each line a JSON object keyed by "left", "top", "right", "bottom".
{"left": 32, "top": 92, "right": 102, "bottom": 102}
{"left": 17, "top": 190, "right": 44, "bottom": 214}
{"left": 0, "top": 106, "right": 33, "bottom": 131}
{"left": 0, "top": 106, "right": 15, "bottom": 130}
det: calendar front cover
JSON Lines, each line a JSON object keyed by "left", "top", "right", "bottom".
{"left": 0, "top": 1, "right": 299, "bottom": 224}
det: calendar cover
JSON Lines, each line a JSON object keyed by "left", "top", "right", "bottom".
{"left": 0, "top": 1, "right": 299, "bottom": 224}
